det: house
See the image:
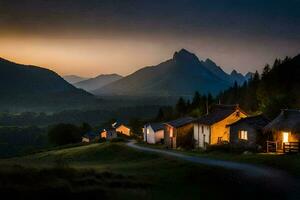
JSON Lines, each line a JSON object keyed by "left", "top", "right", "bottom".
{"left": 113, "top": 122, "right": 131, "bottom": 136}
{"left": 194, "top": 104, "right": 248, "bottom": 149}
{"left": 227, "top": 115, "right": 270, "bottom": 149}
{"left": 143, "top": 123, "right": 164, "bottom": 144}
{"left": 82, "top": 131, "right": 99, "bottom": 143}
{"left": 100, "top": 129, "right": 117, "bottom": 140}
{"left": 164, "top": 117, "right": 195, "bottom": 148}
{"left": 264, "top": 109, "right": 300, "bottom": 153}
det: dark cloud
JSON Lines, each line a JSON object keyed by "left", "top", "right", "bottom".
{"left": 1, "top": 0, "right": 299, "bottom": 39}
{"left": 0, "top": 0, "right": 299, "bottom": 75}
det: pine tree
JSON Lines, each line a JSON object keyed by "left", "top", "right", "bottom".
{"left": 176, "top": 97, "right": 187, "bottom": 116}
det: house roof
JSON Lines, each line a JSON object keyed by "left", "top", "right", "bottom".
{"left": 227, "top": 115, "right": 270, "bottom": 130}
{"left": 195, "top": 104, "right": 247, "bottom": 125}
{"left": 146, "top": 123, "right": 164, "bottom": 132}
{"left": 165, "top": 117, "right": 195, "bottom": 128}
{"left": 113, "top": 122, "right": 129, "bottom": 129}
{"left": 264, "top": 109, "right": 300, "bottom": 133}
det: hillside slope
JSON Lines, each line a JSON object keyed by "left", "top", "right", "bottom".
{"left": 0, "top": 58, "right": 95, "bottom": 111}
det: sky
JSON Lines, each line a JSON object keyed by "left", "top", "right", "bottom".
{"left": 0, "top": 0, "right": 299, "bottom": 77}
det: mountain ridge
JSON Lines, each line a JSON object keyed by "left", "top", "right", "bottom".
{"left": 74, "top": 73, "right": 123, "bottom": 92}
{"left": 0, "top": 57, "right": 95, "bottom": 111}
{"left": 93, "top": 49, "right": 249, "bottom": 96}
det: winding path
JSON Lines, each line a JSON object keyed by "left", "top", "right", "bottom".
{"left": 127, "top": 140, "right": 288, "bottom": 179}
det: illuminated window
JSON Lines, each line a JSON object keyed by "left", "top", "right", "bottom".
{"left": 282, "top": 132, "right": 289, "bottom": 143}
{"left": 170, "top": 128, "right": 173, "bottom": 137}
{"left": 147, "top": 128, "right": 150, "bottom": 135}
{"left": 239, "top": 130, "right": 248, "bottom": 140}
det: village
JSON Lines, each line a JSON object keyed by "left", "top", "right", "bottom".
{"left": 82, "top": 104, "right": 300, "bottom": 154}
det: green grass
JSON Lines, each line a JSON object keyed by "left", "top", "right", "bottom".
{"left": 0, "top": 142, "right": 299, "bottom": 199}
{"left": 138, "top": 142, "right": 300, "bottom": 178}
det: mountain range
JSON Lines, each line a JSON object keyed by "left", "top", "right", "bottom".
{"left": 63, "top": 75, "right": 89, "bottom": 84}
{"left": 0, "top": 58, "right": 95, "bottom": 111}
{"left": 92, "top": 49, "right": 251, "bottom": 96}
{"left": 74, "top": 74, "right": 123, "bottom": 92}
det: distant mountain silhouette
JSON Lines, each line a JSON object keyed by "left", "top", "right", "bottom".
{"left": 93, "top": 49, "right": 249, "bottom": 96}
{"left": 75, "top": 74, "right": 123, "bottom": 92}
{"left": 230, "top": 70, "right": 247, "bottom": 84}
{"left": 64, "top": 75, "right": 89, "bottom": 84}
{"left": 0, "top": 58, "right": 95, "bottom": 111}
{"left": 201, "top": 59, "right": 247, "bottom": 85}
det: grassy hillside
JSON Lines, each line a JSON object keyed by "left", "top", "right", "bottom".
{"left": 0, "top": 142, "right": 297, "bottom": 199}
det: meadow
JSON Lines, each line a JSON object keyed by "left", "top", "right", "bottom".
{"left": 0, "top": 142, "right": 298, "bottom": 199}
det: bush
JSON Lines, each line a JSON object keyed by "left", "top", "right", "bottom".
{"left": 48, "top": 124, "right": 81, "bottom": 146}
{"left": 206, "top": 142, "right": 258, "bottom": 153}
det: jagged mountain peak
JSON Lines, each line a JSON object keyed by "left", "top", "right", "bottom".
{"left": 205, "top": 58, "right": 217, "bottom": 66}
{"left": 231, "top": 69, "right": 238, "bottom": 75}
{"left": 173, "top": 49, "right": 200, "bottom": 64}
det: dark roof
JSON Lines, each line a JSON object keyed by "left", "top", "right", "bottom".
{"left": 227, "top": 115, "right": 270, "bottom": 130}
{"left": 264, "top": 109, "right": 300, "bottom": 133}
{"left": 165, "top": 117, "right": 195, "bottom": 128}
{"left": 195, "top": 104, "right": 247, "bottom": 125}
{"left": 146, "top": 123, "right": 164, "bottom": 132}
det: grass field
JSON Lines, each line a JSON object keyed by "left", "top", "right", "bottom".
{"left": 0, "top": 142, "right": 299, "bottom": 199}
{"left": 138, "top": 143, "right": 300, "bottom": 178}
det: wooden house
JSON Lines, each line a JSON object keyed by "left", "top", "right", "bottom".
{"left": 227, "top": 115, "right": 270, "bottom": 149}
{"left": 143, "top": 123, "right": 164, "bottom": 144}
{"left": 100, "top": 129, "right": 117, "bottom": 140}
{"left": 194, "top": 104, "right": 247, "bottom": 149}
{"left": 264, "top": 109, "right": 300, "bottom": 153}
{"left": 164, "top": 117, "right": 195, "bottom": 149}
{"left": 113, "top": 122, "right": 131, "bottom": 136}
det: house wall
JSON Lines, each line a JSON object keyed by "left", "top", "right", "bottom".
{"left": 229, "top": 123, "right": 258, "bottom": 148}
{"left": 164, "top": 125, "right": 174, "bottom": 148}
{"left": 144, "top": 125, "right": 155, "bottom": 144}
{"left": 101, "top": 131, "right": 107, "bottom": 138}
{"left": 155, "top": 130, "right": 164, "bottom": 144}
{"left": 116, "top": 125, "right": 131, "bottom": 136}
{"left": 210, "top": 111, "right": 247, "bottom": 144}
{"left": 193, "top": 123, "right": 210, "bottom": 149}
{"left": 144, "top": 125, "right": 164, "bottom": 144}
{"left": 165, "top": 123, "right": 193, "bottom": 148}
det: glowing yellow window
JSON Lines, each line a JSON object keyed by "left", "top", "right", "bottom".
{"left": 282, "top": 132, "right": 289, "bottom": 143}
{"left": 239, "top": 130, "right": 248, "bottom": 140}
{"left": 170, "top": 128, "right": 173, "bottom": 137}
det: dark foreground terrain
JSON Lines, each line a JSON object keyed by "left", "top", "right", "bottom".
{"left": 0, "top": 142, "right": 299, "bottom": 200}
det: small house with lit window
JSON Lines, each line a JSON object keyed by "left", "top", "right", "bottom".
{"left": 264, "top": 109, "right": 300, "bottom": 153}
{"left": 164, "top": 117, "right": 195, "bottom": 149}
{"left": 227, "top": 115, "right": 270, "bottom": 149}
{"left": 112, "top": 122, "right": 131, "bottom": 136}
{"left": 143, "top": 123, "right": 164, "bottom": 144}
{"left": 194, "top": 104, "right": 247, "bottom": 149}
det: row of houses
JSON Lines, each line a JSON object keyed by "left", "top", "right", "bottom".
{"left": 143, "top": 104, "right": 300, "bottom": 153}
{"left": 82, "top": 122, "right": 131, "bottom": 142}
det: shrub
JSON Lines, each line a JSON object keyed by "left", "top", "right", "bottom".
{"left": 206, "top": 143, "right": 258, "bottom": 153}
{"left": 48, "top": 124, "right": 81, "bottom": 146}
